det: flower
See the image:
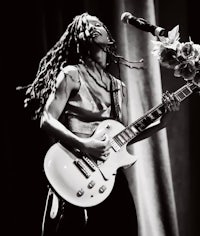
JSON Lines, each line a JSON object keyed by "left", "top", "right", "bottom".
{"left": 174, "top": 61, "right": 196, "bottom": 80}
{"left": 152, "top": 25, "right": 200, "bottom": 81}
{"left": 159, "top": 47, "right": 179, "bottom": 68}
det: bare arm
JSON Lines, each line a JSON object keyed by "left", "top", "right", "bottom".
{"left": 40, "top": 66, "right": 110, "bottom": 160}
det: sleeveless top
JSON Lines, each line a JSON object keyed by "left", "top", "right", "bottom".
{"left": 60, "top": 64, "right": 125, "bottom": 138}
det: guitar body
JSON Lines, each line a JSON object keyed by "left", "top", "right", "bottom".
{"left": 44, "top": 119, "right": 137, "bottom": 207}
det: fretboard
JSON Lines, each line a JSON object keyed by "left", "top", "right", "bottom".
{"left": 112, "top": 82, "right": 197, "bottom": 149}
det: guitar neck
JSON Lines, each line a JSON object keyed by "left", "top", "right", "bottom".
{"left": 112, "top": 82, "right": 197, "bottom": 147}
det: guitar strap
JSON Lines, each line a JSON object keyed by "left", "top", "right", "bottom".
{"left": 110, "top": 75, "right": 124, "bottom": 122}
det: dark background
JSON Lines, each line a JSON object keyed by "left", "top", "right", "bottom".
{"left": 2, "top": 0, "right": 200, "bottom": 235}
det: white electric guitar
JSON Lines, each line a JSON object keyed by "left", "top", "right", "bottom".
{"left": 44, "top": 81, "right": 199, "bottom": 207}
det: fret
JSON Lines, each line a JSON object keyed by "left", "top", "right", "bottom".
{"left": 124, "top": 128, "right": 135, "bottom": 139}
{"left": 175, "top": 84, "right": 193, "bottom": 102}
{"left": 182, "top": 87, "right": 192, "bottom": 96}
{"left": 114, "top": 135, "right": 125, "bottom": 146}
{"left": 117, "top": 134, "right": 126, "bottom": 144}
{"left": 177, "top": 91, "right": 187, "bottom": 101}
{"left": 130, "top": 125, "right": 139, "bottom": 133}
{"left": 134, "top": 123, "right": 144, "bottom": 132}
{"left": 143, "top": 116, "right": 153, "bottom": 126}
{"left": 147, "top": 113, "right": 155, "bottom": 120}
{"left": 151, "top": 107, "right": 163, "bottom": 117}
{"left": 110, "top": 140, "right": 121, "bottom": 152}
{"left": 120, "top": 131, "right": 130, "bottom": 142}
{"left": 114, "top": 136, "right": 123, "bottom": 146}
{"left": 156, "top": 108, "right": 163, "bottom": 115}
{"left": 136, "top": 118, "right": 152, "bottom": 130}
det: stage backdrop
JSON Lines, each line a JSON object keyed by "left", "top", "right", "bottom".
{"left": 116, "top": 1, "right": 179, "bottom": 236}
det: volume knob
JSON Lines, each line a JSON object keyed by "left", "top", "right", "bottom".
{"left": 99, "top": 185, "right": 107, "bottom": 193}
{"left": 76, "top": 189, "right": 84, "bottom": 197}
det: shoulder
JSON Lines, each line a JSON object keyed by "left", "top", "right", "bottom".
{"left": 61, "top": 65, "right": 79, "bottom": 80}
{"left": 56, "top": 65, "right": 80, "bottom": 92}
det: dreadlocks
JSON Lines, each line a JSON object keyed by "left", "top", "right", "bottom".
{"left": 18, "top": 12, "right": 142, "bottom": 120}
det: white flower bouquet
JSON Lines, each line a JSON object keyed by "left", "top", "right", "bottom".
{"left": 152, "top": 25, "right": 200, "bottom": 81}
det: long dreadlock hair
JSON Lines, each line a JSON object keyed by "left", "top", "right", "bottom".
{"left": 18, "top": 12, "right": 142, "bottom": 120}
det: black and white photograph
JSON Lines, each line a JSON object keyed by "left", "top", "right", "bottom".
{"left": 3, "top": 0, "right": 200, "bottom": 236}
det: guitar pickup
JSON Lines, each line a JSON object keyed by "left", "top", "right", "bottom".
{"left": 74, "top": 160, "right": 91, "bottom": 178}
{"left": 82, "top": 156, "right": 96, "bottom": 171}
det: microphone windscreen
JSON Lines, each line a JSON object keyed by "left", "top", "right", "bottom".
{"left": 121, "top": 12, "right": 132, "bottom": 23}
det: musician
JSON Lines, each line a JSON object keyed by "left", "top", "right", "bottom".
{"left": 20, "top": 13, "right": 180, "bottom": 236}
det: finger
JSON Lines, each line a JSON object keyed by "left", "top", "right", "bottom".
{"left": 163, "top": 92, "right": 179, "bottom": 112}
{"left": 170, "top": 94, "right": 180, "bottom": 111}
{"left": 95, "top": 127, "right": 107, "bottom": 140}
{"left": 174, "top": 97, "right": 180, "bottom": 110}
{"left": 100, "top": 151, "right": 110, "bottom": 161}
{"left": 167, "top": 91, "right": 175, "bottom": 102}
{"left": 94, "top": 137, "right": 110, "bottom": 151}
{"left": 99, "top": 156, "right": 107, "bottom": 161}
{"left": 162, "top": 91, "right": 170, "bottom": 103}
{"left": 162, "top": 92, "right": 171, "bottom": 111}
{"left": 102, "top": 134, "right": 112, "bottom": 149}
{"left": 102, "top": 133, "right": 109, "bottom": 141}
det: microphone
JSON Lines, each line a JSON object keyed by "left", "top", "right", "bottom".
{"left": 121, "top": 12, "right": 167, "bottom": 37}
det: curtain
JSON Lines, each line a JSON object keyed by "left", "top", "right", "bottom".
{"left": 114, "top": 1, "right": 179, "bottom": 236}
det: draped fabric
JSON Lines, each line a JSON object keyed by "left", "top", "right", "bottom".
{"left": 114, "top": 1, "right": 179, "bottom": 236}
